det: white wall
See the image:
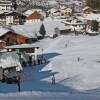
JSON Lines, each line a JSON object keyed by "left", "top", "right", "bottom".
{"left": 26, "top": 19, "right": 41, "bottom": 23}
{"left": 6, "top": 16, "right": 13, "bottom": 25}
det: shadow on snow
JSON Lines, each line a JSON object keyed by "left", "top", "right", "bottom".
{"left": 38, "top": 52, "right": 62, "bottom": 60}
{"left": 0, "top": 52, "right": 92, "bottom": 94}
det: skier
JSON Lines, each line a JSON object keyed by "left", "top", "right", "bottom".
{"left": 65, "top": 44, "right": 67, "bottom": 48}
{"left": 52, "top": 75, "right": 55, "bottom": 84}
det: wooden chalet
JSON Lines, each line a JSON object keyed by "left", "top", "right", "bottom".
{"left": 0, "top": 28, "right": 38, "bottom": 48}
{"left": 0, "top": 30, "right": 26, "bottom": 47}
{"left": 25, "top": 10, "right": 41, "bottom": 23}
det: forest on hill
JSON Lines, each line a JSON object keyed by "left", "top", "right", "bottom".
{"left": 87, "top": 0, "right": 100, "bottom": 9}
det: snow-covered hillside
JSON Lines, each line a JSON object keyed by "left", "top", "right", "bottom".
{"left": 1, "top": 35, "right": 100, "bottom": 99}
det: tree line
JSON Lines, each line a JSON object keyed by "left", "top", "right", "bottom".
{"left": 87, "top": 0, "right": 100, "bottom": 9}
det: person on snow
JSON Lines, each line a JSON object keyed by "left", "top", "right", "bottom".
{"left": 65, "top": 44, "right": 67, "bottom": 48}
{"left": 38, "top": 58, "right": 41, "bottom": 65}
{"left": 52, "top": 75, "right": 55, "bottom": 84}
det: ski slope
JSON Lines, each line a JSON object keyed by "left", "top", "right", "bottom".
{"left": 1, "top": 35, "right": 100, "bottom": 100}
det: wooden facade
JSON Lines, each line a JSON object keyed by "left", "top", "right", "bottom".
{"left": 0, "top": 41, "right": 6, "bottom": 48}
{"left": 26, "top": 11, "right": 41, "bottom": 23}
{"left": 0, "top": 31, "right": 26, "bottom": 47}
{"left": 26, "top": 11, "right": 41, "bottom": 20}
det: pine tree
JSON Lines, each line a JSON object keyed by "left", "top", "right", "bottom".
{"left": 92, "top": 20, "right": 99, "bottom": 32}
{"left": 39, "top": 24, "right": 46, "bottom": 37}
{"left": 13, "top": 1, "right": 17, "bottom": 10}
{"left": 12, "top": 0, "right": 17, "bottom": 10}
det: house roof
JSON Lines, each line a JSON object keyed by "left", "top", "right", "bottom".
{"left": 0, "top": 27, "right": 10, "bottom": 37}
{"left": 0, "top": 26, "right": 38, "bottom": 39}
{"left": 82, "top": 6, "right": 91, "bottom": 11}
{"left": 60, "top": 6, "right": 66, "bottom": 10}
{"left": 24, "top": 9, "right": 42, "bottom": 17}
{"left": 24, "top": 10, "right": 34, "bottom": 17}
{"left": 47, "top": 8, "right": 59, "bottom": 13}
{"left": 15, "top": 29, "right": 38, "bottom": 39}
{"left": 62, "top": 18, "right": 85, "bottom": 25}
{"left": 0, "top": 10, "right": 20, "bottom": 15}
{"left": 0, "top": 51, "right": 22, "bottom": 71}
{"left": 18, "top": 32, "right": 37, "bottom": 39}
{"left": 48, "top": 1, "right": 58, "bottom": 5}
{"left": 5, "top": 44, "right": 40, "bottom": 49}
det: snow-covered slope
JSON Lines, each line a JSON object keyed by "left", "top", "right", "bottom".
{"left": 1, "top": 35, "right": 100, "bottom": 99}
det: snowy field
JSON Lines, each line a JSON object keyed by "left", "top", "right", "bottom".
{"left": 1, "top": 35, "right": 100, "bottom": 100}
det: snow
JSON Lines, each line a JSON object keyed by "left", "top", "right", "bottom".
{"left": 47, "top": 8, "right": 59, "bottom": 13}
{"left": 87, "top": 29, "right": 99, "bottom": 34}
{"left": 48, "top": 1, "right": 58, "bottom": 5}
{"left": 60, "top": 6, "right": 66, "bottom": 10}
{"left": 0, "top": 51, "right": 22, "bottom": 71}
{"left": 0, "top": 27, "right": 10, "bottom": 37}
{"left": 1, "top": 35, "right": 100, "bottom": 99}
{"left": 82, "top": 6, "right": 90, "bottom": 11}
{"left": 85, "top": 13, "right": 100, "bottom": 22}
{"left": 12, "top": 17, "right": 69, "bottom": 35}
{"left": 24, "top": 10, "right": 35, "bottom": 17}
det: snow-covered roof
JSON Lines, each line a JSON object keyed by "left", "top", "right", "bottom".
{"left": 5, "top": 44, "right": 40, "bottom": 49}
{"left": 24, "top": 10, "right": 34, "bottom": 16}
{"left": 0, "top": 10, "right": 18, "bottom": 15}
{"left": 40, "top": 11, "right": 46, "bottom": 18}
{"left": 0, "top": 26, "right": 38, "bottom": 39}
{"left": 62, "top": 20, "right": 85, "bottom": 25}
{"left": 82, "top": 6, "right": 90, "bottom": 11}
{"left": 48, "top": 1, "right": 58, "bottom": 5}
{"left": 0, "top": 51, "right": 22, "bottom": 71}
{"left": 0, "top": 27, "right": 10, "bottom": 37}
{"left": 36, "top": 32, "right": 42, "bottom": 36}
{"left": 24, "top": 9, "right": 43, "bottom": 17}
{"left": 60, "top": 6, "right": 66, "bottom": 10}
{"left": 47, "top": 8, "right": 59, "bottom": 13}
{"left": 18, "top": 31, "right": 38, "bottom": 39}
{"left": 85, "top": 13, "right": 100, "bottom": 22}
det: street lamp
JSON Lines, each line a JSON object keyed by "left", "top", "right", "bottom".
{"left": 16, "top": 49, "right": 21, "bottom": 92}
